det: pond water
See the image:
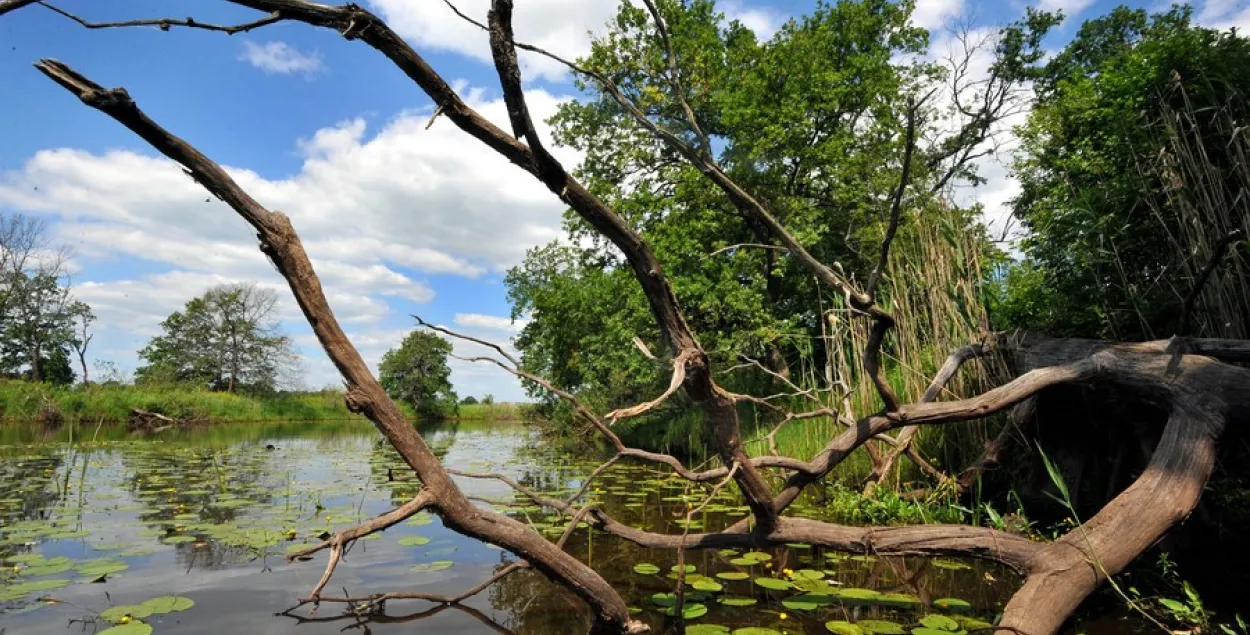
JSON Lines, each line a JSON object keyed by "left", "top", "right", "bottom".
{"left": 0, "top": 421, "right": 1140, "bottom": 635}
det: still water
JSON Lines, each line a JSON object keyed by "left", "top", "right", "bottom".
{"left": 0, "top": 421, "right": 1127, "bottom": 635}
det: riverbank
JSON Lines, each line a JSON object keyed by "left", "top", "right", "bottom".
{"left": 0, "top": 380, "right": 536, "bottom": 430}
{"left": 0, "top": 379, "right": 396, "bottom": 427}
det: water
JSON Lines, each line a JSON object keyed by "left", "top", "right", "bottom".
{"left": 0, "top": 420, "right": 1126, "bottom": 635}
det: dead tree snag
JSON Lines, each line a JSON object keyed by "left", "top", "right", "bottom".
{"left": 10, "top": 2, "right": 1249, "bottom": 633}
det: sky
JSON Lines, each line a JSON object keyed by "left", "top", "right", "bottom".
{"left": 0, "top": 0, "right": 1246, "bottom": 401}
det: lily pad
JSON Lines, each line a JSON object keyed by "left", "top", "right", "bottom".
{"left": 858, "top": 620, "right": 906, "bottom": 634}
{"left": 732, "top": 629, "right": 782, "bottom": 635}
{"left": 919, "top": 615, "right": 961, "bottom": 631}
{"left": 20, "top": 561, "right": 73, "bottom": 576}
{"left": 8, "top": 578, "right": 71, "bottom": 593}
{"left": 634, "top": 563, "right": 661, "bottom": 575}
{"left": 933, "top": 598, "right": 972, "bottom": 613}
{"left": 825, "top": 621, "right": 866, "bottom": 635}
{"left": 715, "top": 571, "right": 750, "bottom": 581}
{"left": 661, "top": 602, "right": 708, "bottom": 619}
{"left": 397, "top": 535, "right": 432, "bottom": 547}
{"left": 410, "top": 560, "right": 454, "bottom": 573}
{"left": 100, "top": 605, "right": 154, "bottom": 622}
{"left": 878, "top": 593, "right": 923, "bottom": 608}
{"left": 690, "top": 579, "right": 723, "bottom": 593}
{"left": 792, "top": 569, "right": 824, "bottom": 580}
{"left": 671, "top": 564, "right": 697, "bottom": 574}
{"left": 140, "top": 595, "right": 195, "bottom": 614}
{"left": 686, "top": 626, "right": 729, "bottom": 635}
{"left": 782, "top": 593, "right": 835, "bottom": 611}
{"left": 753, "top": 577, "right": 793, "bottom": 591}
{"left": 97, "top": 624, "right": 153, "bottom": 635}
{"left": 76, "top": 561, "right": 129, "bottom": 577}
{"left": 718, "top": 596, "right": 757, "bottom": 607}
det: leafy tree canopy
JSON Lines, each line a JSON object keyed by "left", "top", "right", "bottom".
{"left": 1002, "top": 5, "right": 1250, "bottom": 340}
{"left": 379, "top": 330, "right": 459, "bottom": 419}
{"left": 507, "top": 0, "right": 1054, "bottom": 427}
{"left": 135, "top": 282, "right": 297, "bottom": 393}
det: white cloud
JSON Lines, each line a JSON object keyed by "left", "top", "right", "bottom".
{"left": 368, "top": 0, "right": 621, "bottom": 82}
{"left": 454, "top": 312, "right": 527, "bottom": 332}
{"left": 370, "top": 0, "right": 792, "bottom": 81}
{"left": 0, "top": 86, "right": 579, "bottom": 394}
{"left": 911, "top": 0, "right": 966, "bottom": 30}
{"left": 721, "top": 1, "right": 786, "bottom": 39}
{"left": 1197, "top": 0, "right": 1250, "bottom": 31}
{"left": 239, "top": 41, "right": 324, "bottom": 76}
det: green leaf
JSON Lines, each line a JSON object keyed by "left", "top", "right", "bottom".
{"left": 718, "top": 596, "right": 757, "bottom": 607}
{"left": 753, "top": 577, "right": 793, "bottom": 590}
{"left": 100, "top": 605, "right": 154, "bottom": 622}
{"left": 634, "top": 563, "right": 661, "bottom": 575}
{"left": 715, "top": 571, "right": 750, "bottom": 581}
{"left": 858, "top": 620, "right": 906, "bottom": 634}
{"left": 691, "top": 579, "right": 723, "bottom": 593}
{"left": 933, "top": 597, "right": 972, "bottom": 613}
{"left": 919, "top": 615, "right": 961, "bottom": 631}
{"left": 661, "top": 602, "right": 708, "bottom": 619}
{"left": 397, "top": 535, "right": 432, "bottom": 547}
{"left": 782, "top": 593, "right": 835, "bottom": 611}
{"left": 97, "top": 623, "right": 153, "bottom": 635}
{"left": 410, "top": 560, "right": 454, "bottom": 573}
{"left": 825, "top": 621, "right": 866, "bottom": 635}
{"left": 140, "top": 595, "right": 195, "bottom": 614}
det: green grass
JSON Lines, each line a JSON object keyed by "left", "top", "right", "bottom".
{"left": 455, "top": 402, "right": 526, "bottom": 421}
{"left": 0, "top": 379, "right": 418, "bottom": 427}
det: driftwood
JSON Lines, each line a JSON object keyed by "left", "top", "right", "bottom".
{"left": 7, "top": 2, "right": 1248, "bottom": 633}
{"left": 127, "top": 408, "right": 200, "bottom": 434}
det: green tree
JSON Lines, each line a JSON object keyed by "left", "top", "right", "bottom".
{"left": 0, "top": 270, "right": 86, "bottom": 384}
{"left": 1004, "top": 5, "right": 1250, "bottom": 339}
{"left": 135, "top": 282, "right": 297, "bottom": 393}
{"left": 378, "top": 330, "right": 459, "bottom": 419}
{"left": 508, "top": 0, "right": 1053, "bottom": 426}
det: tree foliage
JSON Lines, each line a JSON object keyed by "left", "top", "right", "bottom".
{"left": 378, "top": 330, "right": 458, "bottom": 419}
{"left": 135, "top": 282, "right": 297, "bottom": 393}
{"left": 508, "top": 0, "right": 1052, "bottom": 432}
{"left": 1002, "top": 5, "right": 1250, "bottom": 339}
{"left": 0, "top": 212, "right": 90, "bottom": 384}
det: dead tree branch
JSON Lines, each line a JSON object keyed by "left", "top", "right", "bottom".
{"left": 32, "top": 57, "right": 641, "bottom": 634}
{"left": 39, "top": 3, "right": 283, "bottom": 34}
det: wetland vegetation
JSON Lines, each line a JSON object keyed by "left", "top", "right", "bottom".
{"left": 1, "top": 0, "right": 1249, "bottom": 634}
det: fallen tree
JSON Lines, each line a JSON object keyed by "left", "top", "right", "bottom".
{"left": 7, "top": 1, "right": 1248, "bottom": 633}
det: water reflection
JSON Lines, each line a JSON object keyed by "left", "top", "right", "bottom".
{"left": 0, "top": 421, "right": 1091, "bottom": 635}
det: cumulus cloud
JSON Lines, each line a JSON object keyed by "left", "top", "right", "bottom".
{"left": 1197, "top": 0, "right": 1250, "bottom": 31}
{"left": 368, "top": 0, "right": 621, "bottom": 82}
{"left": 720, "top": 0, "right": 786, "bottom": 39}
{"left": 0, "top": 86, "right": 578, "bottom": 394}
{"left": 911, "top": 0, "right": 966, "bottom": 30}
{"left": 454, "top": 312, "right": 527, "bottom": 332}
{"left": 239, "top": 41, "right": 324, "bottom": 76}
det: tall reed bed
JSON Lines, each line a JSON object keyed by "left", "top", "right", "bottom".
{"left": 754, "top": 208, "right": 1008, "bottom": 487}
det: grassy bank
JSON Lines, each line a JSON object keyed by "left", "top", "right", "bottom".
{"left": 455, "top": 402, "right": 528, "bottom": 421}
{"left": 0, "top": 380, "right": 414, "bottom": 426}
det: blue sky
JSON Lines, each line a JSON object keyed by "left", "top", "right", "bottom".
{"left": 0, "top": 0, "right": 1245, "bottom": 400}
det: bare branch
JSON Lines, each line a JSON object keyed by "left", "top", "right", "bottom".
{"left": 0, "top": 0, "right": 37, "bottom": 17}
{"left": 707, "top": 242, "right": 789, "bottom": 257}
{"left": 287, "top": 491, "right": 436, "bottom": 602}
{"left": 866, "top": 96, "right": 921, "bottom": 300}
{"left": 604, "top": 349, "right": 695, "bottom": 423}
{"left": 40, "top": 2, "right": 283, "bottom": 34}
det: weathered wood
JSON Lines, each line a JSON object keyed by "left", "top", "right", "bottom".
{"left": 14, "top": 1, "right": 1250, "bottom": 630}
